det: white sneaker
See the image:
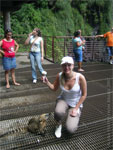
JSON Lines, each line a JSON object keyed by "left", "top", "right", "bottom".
{"left": 109, "top": 60, "right": 113, "bottom": 64}
{"left": 55, "top": 124, "right": 62, "bottom": 138}
{"left": 42, "top": 71, "right": 47, "bottom": 75}
{"left": 33, "top": 79, "right": 37, "bottom": 83}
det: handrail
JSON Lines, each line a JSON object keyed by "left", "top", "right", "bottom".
{"left": 0, "top": 35, "right": 107, "bottom": 63}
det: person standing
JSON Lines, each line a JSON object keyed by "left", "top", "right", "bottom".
{"left": 78, "top": 29, "right": 86, "bottom": 51}
{"left": 25, "top": 28, "right": 47, "bottom": 83}
{"left": 43, "top": 56, "right": 87, "bottom": 138}
{"left": 72, "top": 30, "right": 85, "bottom": 71}
{"left": 96, "top": 27, "right": 113, "bottom": 64}
{"left": 0, "top": 29, "right": 20, "bottom": 88}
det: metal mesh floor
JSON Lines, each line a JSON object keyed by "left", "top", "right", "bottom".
{"left": 0, "top": 62, "right": 113, "bottom": 150}
{"left": 0, "top": 113, "right": 112, "bottom": 150}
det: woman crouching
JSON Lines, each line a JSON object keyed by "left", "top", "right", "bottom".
{"left": 43, "top": 56, "right": 87, "bottom": 138}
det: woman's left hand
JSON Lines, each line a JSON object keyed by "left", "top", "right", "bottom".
{"left": 70, "top": 108, "right": 79, "bottom": 117}
{"left": 42, "top": 76, "right": 48, "bottom": 83}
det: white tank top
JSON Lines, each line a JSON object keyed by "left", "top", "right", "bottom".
{"left": 58, "top": 72, "right": 83, "bottom": 108}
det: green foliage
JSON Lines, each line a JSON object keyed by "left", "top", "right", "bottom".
{"left": 11, "top": 4, "right": 41, "bottom": 34}
{"left": 35, "top": 0, "right": 48, "bottom": 8}
{"left": 38, "top": 9, "right": 57, "bottom": 36}
{"left": 54, "top": 0, "right": 74, "bottom": 35}
{"left": 0, "top": 16, "right": 4, "bottom": 34}
{"left": 0, "top": 0, "right": 113, "bottom": 55}
{"left": 0, "top": 0, "right": 112, "bottom": 36}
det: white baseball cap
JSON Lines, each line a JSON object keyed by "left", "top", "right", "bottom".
{"left": 61, "top": 56, "right": 74, "bottom": 65}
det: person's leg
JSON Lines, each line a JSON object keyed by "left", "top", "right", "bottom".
{"left": 73, "top": 50, "right": 77, "bottom": 62}
{"left": 10, "top": 57, "right": 20, "bottom": 85}
{"left": 2, "top": 57, "right": 10, "bottom": 88}
{"left": 29, "top": 52, "right": 37, "bottom": 80}
{"left": 73, "top": 51, "right": 82, "bottom": 71}
{"left": 54, "top": 100, "right": 68, "bottom": 122}
{"left": 10, "top": 68, "right": 20, "bottom": 85}
{"left": 5, "top": 70, "right": 10, "bottom": 88}
{"left": 54, "top": 100, "right": 68, "bottom": 138}
{"left": 111, "top": 47, "right": 113, "bottom": 62}
{"left": 77, "top": 50, "right": 84, "bottom": 71}
{"left": 35, "top": 52, "right": 44, "bottom": 75}
{"left": 65, "top": 107, "right": 81, "bottom": 134}
{"left": 107, "top": 47, "right": 113, "bottom": 64}
{"left": 78, "top": 62, "right": 84, "bottom": 71}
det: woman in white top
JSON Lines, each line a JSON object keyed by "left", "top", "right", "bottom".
{"left": 25, "top": 28, "right": 47, "bottom": 83}
{"left": 43, "top": 56, "right": 87, "bottom": 138}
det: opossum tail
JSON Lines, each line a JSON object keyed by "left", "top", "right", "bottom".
{"left": 0, "top": 127, "right": 26, "bottom": 138}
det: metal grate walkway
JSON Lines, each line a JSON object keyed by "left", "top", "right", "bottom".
{"left": 0, "top": 61, "right": 113, "bottom": 150}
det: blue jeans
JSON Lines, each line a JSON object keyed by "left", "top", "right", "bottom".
{"left": 106, "top": 47, "right": 113, "bottom": 56}
{"left": 29, "top": 52, "right": 44, "bottom": 80}
{"left": 73, "top": 49, "right": 83, "bottom": 62}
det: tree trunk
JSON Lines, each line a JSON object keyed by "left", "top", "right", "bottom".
{"left": 3, "top": 11, "right": 11, "bottom": 32}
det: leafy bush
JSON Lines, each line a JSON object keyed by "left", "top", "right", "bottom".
{"left": 0, "top": 0, "right": 113, "bottom": 60}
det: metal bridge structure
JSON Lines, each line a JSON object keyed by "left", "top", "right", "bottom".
{"left": 0, "top": 36, "right": 113, "bottom": 149}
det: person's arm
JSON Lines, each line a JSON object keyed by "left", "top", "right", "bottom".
{"left": 76, "top": 40, "right": 84, "bottom": 47}
{"left": 40, "top": 39, "right": 44, "bottom": 62}
{"left": 14, "top": 40, "right": 19, "bottom": 53}
{"left": 76, "top": 75, "right": 87, "bottom": 109}
{"left": 24, "top": 33, "right": 32, "bottom": 45}
{"left": 96, "top": 34, "right": 104, "bottom": 38}
{"left": 76, "top": 37, "right": 84, "bottom": 47}
{"left": 82, "top": 39, "right": 86, "bottom": 45}
{"left": 71, "top": 74, "right": 87, "bottom": 116}
{"left": 0, "top": 40, "right": 4, "bottom": 55}
{"left": 43, "top": 73, "right": 60, "bottom": 91}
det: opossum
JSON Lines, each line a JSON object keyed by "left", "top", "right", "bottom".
{"left": 0, "top": 113, "right": 50, "bottom": 138}
{"left": 27, "top": 113, "right": 50, "bottom": 135}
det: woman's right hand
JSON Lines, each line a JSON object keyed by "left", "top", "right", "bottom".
{"left": 29, "top": 32, "right": 33, "bottom": 37}
{"left": 43, "top": 76, "right": 49, "bottom": 84}
{"left": 0, "top": 50, "right": 4, "bottom": 55}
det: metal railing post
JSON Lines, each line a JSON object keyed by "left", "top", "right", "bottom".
{"left": 44, "top": 37, "right": 47, "bottom": 58}
{"left": 92, "top": 37, "right": 95, "bottom": 61}
{"left": 52, "top": 37, "right": 54, "bottom": 62}
{"left": 64, "top": 37, "right": 66, "bottom": 56}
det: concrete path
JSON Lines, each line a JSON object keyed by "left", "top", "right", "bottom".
{"left": 0, "top": 52, "right": 53, "bottom": 73}
{"left": 16, "top": 52, "right": 53, "bottom": 68}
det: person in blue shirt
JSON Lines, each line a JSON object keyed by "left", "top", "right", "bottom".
{"left": 72, "top": 30, "right": 85, "bottom": 71}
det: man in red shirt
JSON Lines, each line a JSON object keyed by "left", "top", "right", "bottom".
{"left": 96, "top": 27, "right": 113, "bottom": 64}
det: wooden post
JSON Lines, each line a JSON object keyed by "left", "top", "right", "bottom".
{"left": 3, "top": 11, "right": 11, "bottom": 32}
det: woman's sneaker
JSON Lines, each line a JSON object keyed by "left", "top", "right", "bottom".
{"left": 55, "top": 124, "right": 62, "bottom": 138}
{"left": 42, "top": 71, "right": 47, "bottom": 75}
{"left": 33, "top": 79, "right": 37, "bottom": 83}
{"left": 109, "top": 59, "right": 113, "bottom": 64}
